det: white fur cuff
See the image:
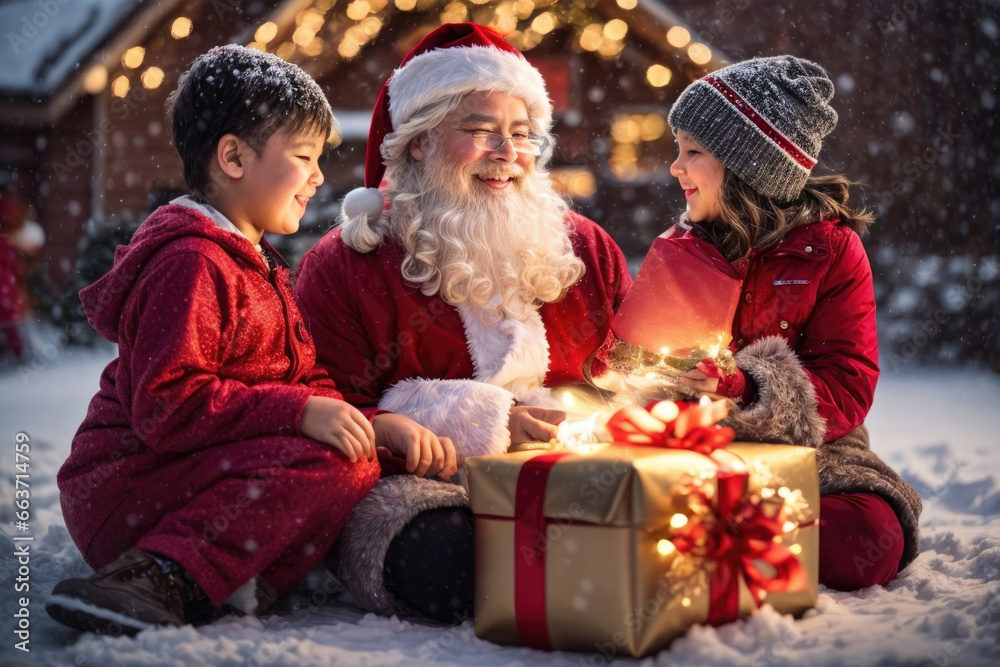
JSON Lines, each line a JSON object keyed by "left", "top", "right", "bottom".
{"left": 378, "top": 378, "right": 515, "bottom": 464}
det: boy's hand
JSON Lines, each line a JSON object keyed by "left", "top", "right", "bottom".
{"left": 373, "top": 413, "right": 457, "bottom": 480}
{"left": 509, "top": 405, "right": 566, "bottom": 446}
{"left": 301, "top": 396, "right": 375, "bottom": 462}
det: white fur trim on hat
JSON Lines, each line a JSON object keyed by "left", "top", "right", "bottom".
{"left": 341, "top": 187, "right": 385, "bottom": 220}
{"left": 387, "top": 45, "right": 552, "bottom": 132}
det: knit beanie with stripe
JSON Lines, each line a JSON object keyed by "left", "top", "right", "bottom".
{"left": 668, "top": 55, "right": 838, "bottom": 202}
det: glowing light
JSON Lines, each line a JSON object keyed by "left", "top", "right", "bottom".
{"left": 551, "top": 168, "right": 597, "bottom": 198}
{"left": 357, "top": 16, "right": 383, "bottom": 40}
{"left": 640, "top": 113, "right": 668, "bottom": 141}
{"left": 688, "top": 42, "right": 713, "bottom": 65}
{"left": 294, "top": 11, "right": 323, "bottom": 45}
{"left": 617, "top": 0, "right": 637, "bottom": 8}
{"left": 301, "top": 37, "right": 324, "bottom": 57}
{"left": 778, "top": 486, "right": 791, "bottom": 498}
{"left": 122, "top": 46, "right": 145, "bottom": 69}
{"left": 247, "top": 41, "right": 266, "bottom": 51}
{"left": 440, "top": 1, "right": 468, "bottom": 22}
{"left": 531, "top": 12, "right": 556, "bottom": 34}
{"left": 255, "top": 22, "right": 278, "bottom": 43}
{"left": 611, "top": 115, "right": 640, "bottom": 143}
{"left": 579, "top": 23, "right": 603, "bottom": 51}
{"left": 519, "top": 28, "right": 543, "bottom": 50}
{"left": 561, "top": 391, "right": 576, "bottom": 408}
{"left": 783, "top": 521, "right": 798, "bottom": 533}
{"left": 82, "top": 65, "right": 108, "bottom": 94}
{"left": 597, "top": 38, "right": 624, "bottom": 58}
{"left": 293, "top": 24, "right": 318, "bottom": 46}
{"left": 395, "top": 0, "right": 416, "bottom": 9}
{"left": 338, "top": 37, "right": 361, "bottom": 59}
{"left": 346, "top": 0, "right": 370, "bottom": 20}
{"left": 670, "top": 513, "right": 688, "bottom": 529}
{"left": 513, "top": 0, "right": 535, "bottom": 20}
{"left": 276, "top": 42, "right": 296, "bottom": 60}
{"left": 681, "top": 597, "right": 692, "bottom": 607}
{"left": 646, "top": 64, "right": 672, "bottom": 88}
{"left": 141, "top": 66, "right": 164, "bottom": 89}
{"left": 761, "top": 487, "right": 775, "bottom": 499}
{"left": 789, "top": 543, "right": 803, "bottom": 555}
{"left": 656, "top": 539, "right": 676, "bottom": 556}
{"left": 171, "top": 17, "right": 193, "bottom": 39}
{"left": 603, "top": 19, "right": 628, "bottom": 41}
{"left": 111, "top": 75, "right": 130, "bottom": 98}
{"left": 491, "top": 1, "right": 518, "bottom": 33}
{"left": 299, "top": 8, "right": 325, "bottom": 29}
{"left": 666, "top": 26, "right": 690, "bottom": 48}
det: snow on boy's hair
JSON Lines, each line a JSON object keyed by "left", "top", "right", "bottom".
{"left": 167, "top": 44, "right": 337, "bottom": 197}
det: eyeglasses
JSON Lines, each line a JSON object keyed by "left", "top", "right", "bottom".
{"left": 458, "top": 129, "right": 544, "bottom": 156}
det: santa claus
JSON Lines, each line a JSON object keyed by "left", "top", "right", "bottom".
{"left": 295, "top": 23, "right": 631, "bottom": 621}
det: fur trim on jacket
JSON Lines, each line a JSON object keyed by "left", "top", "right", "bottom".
{"left": 334, "top": 475, "right": 469, "bottom": 616}
{"left": 816, "top": 425, "right": 922, "bottom": 570}
{"left": 725, "top": 336, "right": 921, "bottom": 571}
{"left": 723, "top": 336, "right": 827, "bottom": 446}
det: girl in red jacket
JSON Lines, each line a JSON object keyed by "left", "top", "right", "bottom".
{"left": 662, "top": 56, "right": 920, "bottom": 590}
{"left": 47, "top": 45, "right": 454, "bottom": 636}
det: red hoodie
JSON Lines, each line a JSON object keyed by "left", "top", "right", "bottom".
{"left": 58, "top": 203, "right": 351, "bottom": 565}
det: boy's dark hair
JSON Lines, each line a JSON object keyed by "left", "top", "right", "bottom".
{"left": 167, "top": 44, "right": 336, "bottom": 197}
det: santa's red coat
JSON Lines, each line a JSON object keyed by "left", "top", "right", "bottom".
{"left": 58, "top": 204, "right": 379, "bottom": 606}
{"left": 295, "top": 212, "right": 632, "bottom": 462}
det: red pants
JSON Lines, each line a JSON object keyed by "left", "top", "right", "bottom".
{"left": 66, "top": 436, "right": 380, "bottom": 607}
{"left": 819, "top": 493, "right": 904, "bottom": 590}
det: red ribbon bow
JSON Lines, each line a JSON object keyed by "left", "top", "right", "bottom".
{"left": 605, "top": 400, "right": 736, "bottom": 455}
{"left": 670, "top": 471, "right": 809, "bottom": 624}
{"left": 605, "top": 399, "right": 807, "bottom": 624}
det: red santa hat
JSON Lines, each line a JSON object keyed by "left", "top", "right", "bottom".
{"left": 341, "top": 22, "right": 553, "bottom": 220}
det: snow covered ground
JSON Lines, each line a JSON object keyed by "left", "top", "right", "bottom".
{"left": 2, "top": 341, "right": 999, "bottom": 666}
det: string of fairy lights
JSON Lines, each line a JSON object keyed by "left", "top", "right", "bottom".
{"left": 77, "top": 0, "right": 719, "bottom": 185}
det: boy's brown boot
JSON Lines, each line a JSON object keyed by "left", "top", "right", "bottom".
{"left": 46, "top": 548, "right": 195, "bottom": 636}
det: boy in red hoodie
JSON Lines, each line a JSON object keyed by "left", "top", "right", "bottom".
{"left": 46, "top": 45, "right": 455, "bottom": 635}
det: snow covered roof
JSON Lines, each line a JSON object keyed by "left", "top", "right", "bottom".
{"left": 0, "top": 0, "right": 143, "bottom": 96}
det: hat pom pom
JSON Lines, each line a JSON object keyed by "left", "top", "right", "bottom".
{"left": 341, "top": 187, "right": 385, "bottom": 220}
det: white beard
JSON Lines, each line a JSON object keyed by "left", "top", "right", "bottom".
{"left": 392, "top": 145, "right": 582, "bottom": 322}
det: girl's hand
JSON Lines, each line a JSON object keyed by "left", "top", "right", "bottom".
{"left": 373, "top": 413, "right": 458, "bottom": 480}
{"left": 678, "top": 367, "right": 720, "bottom": 394}
{"left": 301, "top": 396, "right": 376, "bottom": 462}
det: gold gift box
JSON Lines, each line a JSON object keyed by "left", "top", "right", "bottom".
{"left": 467, "top": 443, "right": 819, "bottom": 658}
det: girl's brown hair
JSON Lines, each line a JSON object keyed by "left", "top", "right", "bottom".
{"left": 693, "top": 172, "right": 876, "bottom": 263}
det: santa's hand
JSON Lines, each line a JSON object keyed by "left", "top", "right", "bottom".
{"left": 301, "top": 396, "right": 375, "bottom": 462}
{"left": 509, "top": 405, "right": 567, "bottom": 446}
{"left": 678, "top": 367, "right": 720, "bottom": 394}
{"left": 373, "top": 412, "right": 458, "bottom": 480}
